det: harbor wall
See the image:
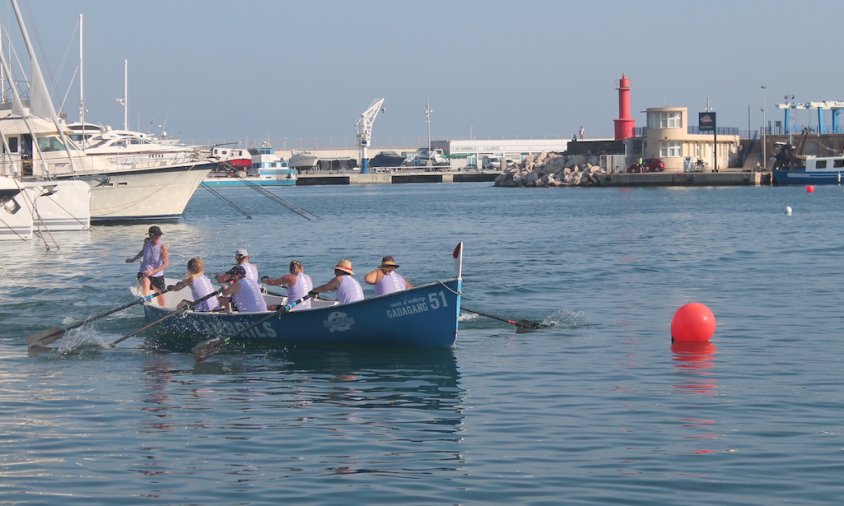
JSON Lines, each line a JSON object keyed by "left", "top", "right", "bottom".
{"left": 596, "top": 171, "right": 768, "bottom": 186}
{"left": 296, "top": 171, "right": 500, "bottom": 186}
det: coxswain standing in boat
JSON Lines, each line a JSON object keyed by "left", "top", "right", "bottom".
{"left": 218, "top": 265, "right": 268, "bottom": 313}
{"left": 125, "top": 225, "right": 169, "bottom": 306}
{"left": 308, "top": 259, "right": 364, "bottom": 304}
{"left": 261, "top": 259, "right": 314, "bottom": 311}
{"left": 364, "top": 255, "right": 413, "bottom": 296}
{"left": 217, "top": 248, "right": 259, "bottom": 283}
{"left": 166, "top": 257, "right": 222, "bottom": 312}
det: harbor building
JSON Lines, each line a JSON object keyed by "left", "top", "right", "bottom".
{"left": 639, "top": 106, "right": 740, "bottom": 172}
{"left": 432, "top": 138, "right": 571, "bottom": 169}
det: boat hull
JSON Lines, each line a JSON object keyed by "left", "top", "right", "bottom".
{"left": 142, "top": 278, "right": 462, "bottom": 348}
{"left": 21, "top": 180, "right": 91, "bottom": 231}
{"left": 58, "top": 163, "right": 214, "bottom": 222}
{"left": 289, "top": 154, "right": 319, "bottom": 168}
{"left": 0, "top": 183, "right": 32, "bottom": 240}
{"left": 202, "top": 178, "right": 296, "bottom": 187}
{"left": 773, "top": 170, "right": 844, "bottom": 185}
{"left": 0, "top": 179, "right": 91, "bottom": 239}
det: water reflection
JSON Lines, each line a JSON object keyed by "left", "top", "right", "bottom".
{"left": 136, "top": 347, "right": 465, "bottom": 481}
{"left": 671, "top": 341, "right": 717, "bottom": 395}
{"left": 672, "top": 341, "right": 719, "bottom": 456}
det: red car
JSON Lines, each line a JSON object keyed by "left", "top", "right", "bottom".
{"left": 627, "top": 158, "right": 665, "bottom": 173}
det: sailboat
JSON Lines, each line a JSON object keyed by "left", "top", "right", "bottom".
{"left": 0, "top": 2, "right": 214, "bottom": 223}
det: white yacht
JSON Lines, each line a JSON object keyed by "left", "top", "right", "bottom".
{"left": 0, "top": 108, "right": 213, "bottom": 223}
{"left": 0, "top": 176, "right": 91, "bottom": 241}
{"left": 0, "top": 1, "right": 212, "bottom": 223}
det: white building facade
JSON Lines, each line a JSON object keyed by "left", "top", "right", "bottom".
{"left": 642, "top": 107, "right": 740, "bottom": 172}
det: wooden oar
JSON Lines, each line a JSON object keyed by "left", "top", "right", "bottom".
{"left": 461, "top": 306, "right": 548, "bottom": 330}
{"left": 26, "top": 288, "right": 170, "bottom": 348}
{"left": 108, "top": 289, "right": 222, "bottom": 347}
{"left": 192, "top": 294, "right": 311, "bottom": 362}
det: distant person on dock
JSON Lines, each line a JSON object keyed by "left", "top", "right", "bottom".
{"left": 261, "top": 259, "right": 314, "bottom": 311}
{"left": 218, "top": 265, "right": 268, "bottom": 313}
{"left": 578, "top": 126, "right": 585, "bottom": 140}
{"left": 126, "top": 225, "right": 169, "bottom": 306}
{"left": 308, "top": 259, "right": 364, "bottom": 305}
{"left": 364, "top": 256, "right": 413, "bottom": 296}
{"left": 217, "top": 248, "right": 258, "bottom": 283}
{"left": 166, "top": 257, "right": 221, "bottom": 312}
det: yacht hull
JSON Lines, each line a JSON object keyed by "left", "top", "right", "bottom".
{"left": 57, "top": 163, "right": 213, "bottom": 222}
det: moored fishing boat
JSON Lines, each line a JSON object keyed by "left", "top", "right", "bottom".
{"left": 135, "top": 243, "right": 464, "bottom": 349}
{"left": 772, "top": 155, "right": 844, "bottom": 185}
{"left": 205, "top": 144, "right": 297, "bottom": 187}
{"left": 209, "top": 146, "right": 252, "bottom": 169}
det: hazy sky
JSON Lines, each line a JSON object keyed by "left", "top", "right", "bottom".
{"left": 4, "top": 0, "right": 842, "bottom": 147}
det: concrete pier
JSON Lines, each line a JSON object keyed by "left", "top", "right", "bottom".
{"left": 296, "top": 170, "right": 500, "bottom": 186}
{"left": 595, "top": 170, "right": 769, "bottom": 187}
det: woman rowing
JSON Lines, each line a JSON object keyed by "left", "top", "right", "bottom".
{"left": 166, "top": 257, "right": 221, "bottom": 312}
{"left": 262, "top": 259, "right": 314, "bottom": 311}
{"left": 219, "top": 265, "right": 268, "bottom": 313}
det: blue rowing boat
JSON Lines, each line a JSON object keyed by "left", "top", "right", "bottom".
{"left": 135, "top": 243, "right": 464, "bottom": 348}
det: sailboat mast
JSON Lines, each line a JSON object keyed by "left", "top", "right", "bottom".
{"left": 79, "top": 13, "right": 84, "bottom": 124}
{"left": 122, "top": 59, "right": 128, "bottom": 130}
{"left": 0, "top": 23, "right": 5, "bottom": 104}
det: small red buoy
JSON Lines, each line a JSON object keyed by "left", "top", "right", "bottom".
{"left": 806, "top": 185, "right": 815, "bottom": 193}
{"left": 671, "top": 303, "right": 716, "bottom": 343}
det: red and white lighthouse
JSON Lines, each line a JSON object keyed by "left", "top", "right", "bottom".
{"left": 613, "top": 74, "right": 636, "bottom": 141}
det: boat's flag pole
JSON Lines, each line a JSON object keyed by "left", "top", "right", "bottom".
{"left": 453, "top": 242, "right": 463, "bottom": 279}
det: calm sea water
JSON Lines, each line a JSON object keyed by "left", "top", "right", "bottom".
{"left": 2, "top": 182, "right": 844, "bottom": 505}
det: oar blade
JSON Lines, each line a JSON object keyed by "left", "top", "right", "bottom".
{"left": 192, "top": 337, "right": 227, "bottom": 362}
{"left": 516, "top": 319, "right": 544, "bottom": 329}
{"left": 26, "top": 327, "right": 66, "bottom": 348}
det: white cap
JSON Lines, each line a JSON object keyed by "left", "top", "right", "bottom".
{"left": 235, "top": 248, "right": 248, "bottom": 257}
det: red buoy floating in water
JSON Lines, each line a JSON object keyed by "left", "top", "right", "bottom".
{"left": 806, "top": 185, "right": 815, "bottom": 193}
{"left": 671, "top": 303, "right": 716, "bottom": 343}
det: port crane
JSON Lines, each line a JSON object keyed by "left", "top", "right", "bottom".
{"left": 356, "top": 98, "right": 385, "bottom": 174}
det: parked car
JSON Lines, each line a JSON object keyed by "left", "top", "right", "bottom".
{"left": 482, "top": 156, "right": 515, "bottom": 170}
{"left": 627, "top": 158, "right": 665, "bottom": 173}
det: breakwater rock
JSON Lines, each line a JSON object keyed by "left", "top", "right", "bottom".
{"left": 494, "top": 152, "right": 606, "bottom": 187}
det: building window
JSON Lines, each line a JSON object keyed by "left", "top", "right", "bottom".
{"left": 648, "top": 111, "right": 682, "bottom": 129}
{"left": 660, "top": 141, "right": 681, "bottom": 158}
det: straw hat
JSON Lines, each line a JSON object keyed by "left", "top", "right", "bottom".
{"left": 380, "top": 256, "right": 399, "bottom": 268}
{"left": 334, "top": 258, "right": 354, "bottom": 275}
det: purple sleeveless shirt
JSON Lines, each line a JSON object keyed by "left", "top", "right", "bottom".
{"left": 336, "top": 275, "right": 364, "bottom": 304}
{"left": 288, "top": 272, "right": 313, "bottom": 310}
{"left": 140, "top": 240, "right": 165, "bottom": 277}
{"left": 232, "top": 278, "right": 268, "bottom": 312}
{"left": 374, "top": 271, "right": 407, "bottom": 296}
{"left": 189, "top": 274, "right": 220, "bottom": 312}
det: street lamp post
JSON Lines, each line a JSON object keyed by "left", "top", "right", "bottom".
{"left": 761, "top": 85, "right": 767, "bottom": 169}
{"left": 425, "top": 99, "right": 433, "bottom": 152}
